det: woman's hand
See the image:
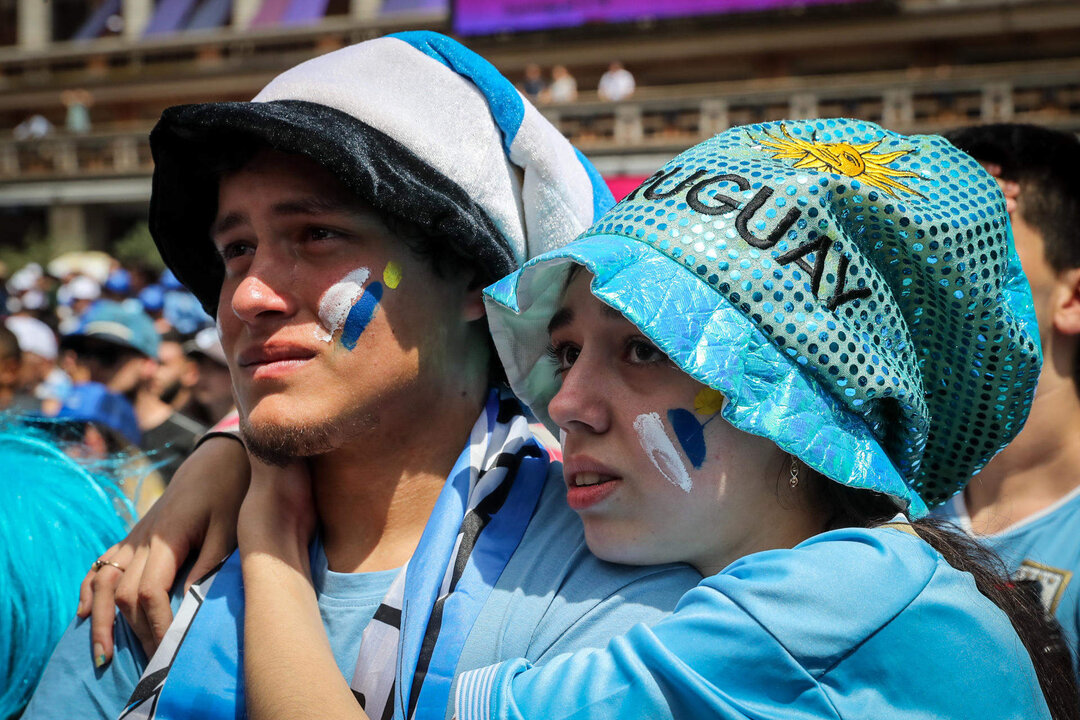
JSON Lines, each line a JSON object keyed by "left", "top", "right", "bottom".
{"left": 76, "top": 435, "right": 251, "bottom": 665}
{"left": 237, "top": 454, "right": 317, "bottom": 569}
{"left": 239, "top": 455, "right": 368, "bottom": 720}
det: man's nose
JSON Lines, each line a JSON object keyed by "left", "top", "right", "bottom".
{"left": 547, "top": 356, "right": 611, "bottom": 435}
{"left": 229, "top": 252, "right": 296, "bottom": 324}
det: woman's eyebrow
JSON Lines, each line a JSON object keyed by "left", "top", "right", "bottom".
{"left": 547, "top": 307, "right": 573, "bottom": 334}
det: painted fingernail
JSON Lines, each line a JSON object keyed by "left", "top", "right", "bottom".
{"left": 94, "top": 643, "right": 107, "bottom": 668}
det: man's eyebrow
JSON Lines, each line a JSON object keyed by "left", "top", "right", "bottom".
{"left": 270, "top": 195, "right": 360, "bottom": 218}
{"left": 547, "top": 307, "right": 573, "bottom": 334}
{"left": 210, "top": 211, "right": 248, "bottom": 240}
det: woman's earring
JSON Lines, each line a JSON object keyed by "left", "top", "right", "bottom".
{"left": 789, "top": 456, "right": 800, "bottom": 488}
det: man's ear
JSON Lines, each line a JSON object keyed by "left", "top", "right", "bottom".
{"left": 1053, "top": 268, "right": 1080, "bottom": 336}
{"left": 462, "top": 286, "right": 487, "bottom": 323}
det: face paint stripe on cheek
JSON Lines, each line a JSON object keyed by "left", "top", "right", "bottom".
{"left": 340, "top": 282, "right": 384, "bottom": 351}
{"left": 316, "top": 267, "right": 371, "bottom": 343}
{"left": 633, "top": 412, "right": 693, "bottom": 493}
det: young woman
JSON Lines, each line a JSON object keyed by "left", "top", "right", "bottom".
{"left": 235, "top": 119, "right": 1076, "bottom": 719}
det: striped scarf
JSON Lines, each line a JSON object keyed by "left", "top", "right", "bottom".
{"left": 120, "top": 389, "right": 551, "bottom": 720}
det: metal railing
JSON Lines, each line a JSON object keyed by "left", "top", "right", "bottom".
{"left": 2, "top": 58, "right": 1078, "bottom": 182}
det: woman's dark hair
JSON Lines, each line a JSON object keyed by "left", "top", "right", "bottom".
{"left": 814, "top": 471, "right": 1079, "bottom": 720}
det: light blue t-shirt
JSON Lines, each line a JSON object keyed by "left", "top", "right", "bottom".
{"left": 456, "top": 524, "right": 1051, "bottom": 720}
{"left": 937, "top": 486, "right": 1080, "bottom": 678}
{"left": 24, "top": 464, "right": 699, "bottom": 719}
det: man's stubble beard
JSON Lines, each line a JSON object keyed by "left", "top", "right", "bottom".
{"left": 240, "top": 407, "right": 379, "bottom": 467}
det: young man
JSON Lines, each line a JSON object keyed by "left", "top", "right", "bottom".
{"left": 937, "top": 123, "right": 1080, "bottom": 675}
{"left": 24, "top": 32, "right": 698, "bottom": 720}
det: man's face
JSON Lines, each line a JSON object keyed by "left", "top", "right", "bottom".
{"left": 212, "top": 149, "right": 477, "bottom": 463}
{"left": 151, "top": 340, "right": 191, "bottom": 400}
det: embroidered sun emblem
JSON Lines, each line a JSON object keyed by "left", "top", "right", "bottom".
{"left": 753, "top": 125, "right": 926, "bottom": 198}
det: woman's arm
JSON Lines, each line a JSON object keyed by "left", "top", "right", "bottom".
{"left": 77, "top": 435, "right": 251, "bottom": 663}
{"left": 238, "top": 455, "right": 370, "bottom": 720}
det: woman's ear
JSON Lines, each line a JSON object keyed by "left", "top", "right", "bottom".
{"left": 1053, "top": 268, "right": 1080, "bottom": 336}
{"left": 462, "top": 286, "right": 487, "bottom": 323}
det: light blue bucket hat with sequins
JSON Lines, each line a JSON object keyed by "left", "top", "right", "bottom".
{"left": 485, "top": 118, "right": 1043, "bottom": 517}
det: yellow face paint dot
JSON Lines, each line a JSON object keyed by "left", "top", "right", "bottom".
{"left": 694, "top": 387, "right": 726, "bottom": 416}
{"left": 383, "top": 262, "right": 402, "bottom": 289}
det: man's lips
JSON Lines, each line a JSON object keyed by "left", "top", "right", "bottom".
{"left": 237, "top": 344, "right": 318, "bottom": 376}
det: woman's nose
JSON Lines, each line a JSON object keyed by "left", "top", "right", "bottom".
{"left": 547, "top": 356, "right": 611, "bottom": 435}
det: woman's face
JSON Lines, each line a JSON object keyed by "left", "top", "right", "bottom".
{"left": 548, "top": 271, "right": 818, "bottom": 574}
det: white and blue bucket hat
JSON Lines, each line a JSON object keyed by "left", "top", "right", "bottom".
{"left": 147, "top": 31, "right": 612, "bottom": 315}
{"left": 485, "top": 119, "right": 1043, "bottom": 516}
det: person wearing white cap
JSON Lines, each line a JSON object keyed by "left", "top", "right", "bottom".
{"left": 4, "top": 315, "right": 65, "bottom": 414}
{"left": 183, "top": 327, "right": 236, "bottom": 426}
{"left": 24, "top": 32, "right": 697, "bottom": 720}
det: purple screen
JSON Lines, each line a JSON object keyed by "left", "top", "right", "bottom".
{"left": 455, "top": 0, "right": 864, "bottom": 35}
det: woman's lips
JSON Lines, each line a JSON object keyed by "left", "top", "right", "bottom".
{"left": 563, "top": 456, "right": 622, "bottom": 511}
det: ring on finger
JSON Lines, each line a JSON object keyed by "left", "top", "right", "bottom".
{"left": 92, "top": 559, "right": 126, "bottom": 572}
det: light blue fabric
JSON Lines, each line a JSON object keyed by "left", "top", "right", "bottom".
{"left": 23, "top": 467, "right": 699, "bottom": 720}
{"left": 937, "top": 489, "right": 1080, "bottom": 680}
{"left": 21, "top": 541, "right": 393, "bottom": 720}
{"left": 452, "top": 462, "right": 701, "bottom": 719}
{"left": 456, "top": 526, "right": 1050, "bottom": 720}
{"left": 484, "top": 237, "right": 922, "bottom": 515}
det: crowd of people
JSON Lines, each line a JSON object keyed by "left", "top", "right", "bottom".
{"left": 519, "top": 60, "right": 636, "bottom": 105}
{"left": 0, "top": 257, "right": 236, "bottom": 499}
{"left": 3, "top": 29, "right": 1079, "bottom": 720}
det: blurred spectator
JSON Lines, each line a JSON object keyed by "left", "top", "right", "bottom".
{"left": 184, "top": 327, "right": 236, "bottom": 427}
{"left": 521, "top": 63, "right": 546, "bottom": 103}
{"left": 60, "top": 300, "right": 157, "bottom": 398}
{"left": 51, "top": 383, "right": 166, "bottom": 515}
{"left": 139, "top": 283, "right": 167, "bottom": 332}
{"left": 13, "top": 114, "right": 53, "bottom": 140}
{"left": 60, "top": 300, "right": 204, "bottom": 483}
{"left": 60, "top": 89, "right": 93, "bottom": 135}
{"left": 546, "top": 65, "right": 578, "bottom": 104}
{"left": 0, "top": 325, "right": 22, "bottom": 412}
{"left": 102, "top": 268, "right": 132, "bottom": 301}
{"left": 0, "top": 419, "right": 133, "bottom": 717}
{"left": 56, "top": 275, "right": 102, "bottom": 334}
{"left": 57, "top": 381, "right": 141, "bottom": 447}
{"left": 4, "top": 315, "right": 63, "bottom": 414}
{"left": 598, "top": 61, "right": 636, "bottom": 102}
{"left": 153, "top": 329, "right": 199, "bottom": 413}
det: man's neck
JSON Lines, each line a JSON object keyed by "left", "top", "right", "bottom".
{"left": 964, "top": 360, "right": 1080, "bottom": 535}
{"left": 311, "top": 384, "right": 488, "bottom": 574}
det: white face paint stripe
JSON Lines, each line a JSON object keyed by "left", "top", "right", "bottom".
{"left": 315, "top": 267, "right": 371, "bottom": 343}
{"left": 633, "top": 412, "right": 693, "bottom": 493}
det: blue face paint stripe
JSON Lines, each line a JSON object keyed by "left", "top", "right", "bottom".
{"left": 667, "top": 408, "right": 707, "bottom": 470}
{"left": 340, "top": 282, "right": 383, "bottom": 351}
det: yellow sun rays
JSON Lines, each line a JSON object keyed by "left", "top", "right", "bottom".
{"left": 753, "top": 125, "right": 927, "bottom": 198}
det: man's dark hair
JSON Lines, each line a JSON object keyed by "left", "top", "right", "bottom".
{"left": 945, "top": 124, "right": 1080, "bottom": 272}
